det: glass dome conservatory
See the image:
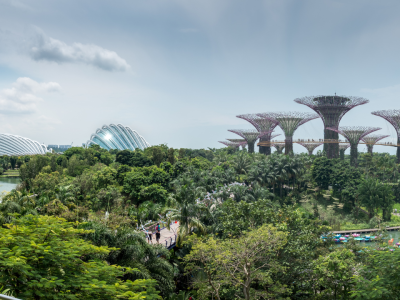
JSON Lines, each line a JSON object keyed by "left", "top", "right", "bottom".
{"left": 86, "top": 124, "right": 150, "bottom": 151}
{"left": 0, "top": 133, "right": 50, "bottom": 155}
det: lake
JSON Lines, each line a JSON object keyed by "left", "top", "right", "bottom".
{"left": 0, "top": 177, "right": 20, "bottom": 194}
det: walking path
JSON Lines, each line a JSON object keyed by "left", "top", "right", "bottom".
{"left": 160, "top": 221, "right": 179, "bottom": 249}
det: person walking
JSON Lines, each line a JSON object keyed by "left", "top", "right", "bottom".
{"left": 146, "top": 231, "right": 153, "bottom": 244}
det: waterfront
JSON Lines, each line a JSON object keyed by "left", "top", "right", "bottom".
{"left": 0, "top": 177, "right": 19, "bottom": 193}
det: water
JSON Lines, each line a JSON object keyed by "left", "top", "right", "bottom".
{"left": 0, "top": 177, "right": 20, "bottom": 194}
{"left": 336, "top": 230, "right": 400, "bottom": 248}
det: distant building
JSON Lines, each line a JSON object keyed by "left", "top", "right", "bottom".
{"left": 0, "top": 133, "right": 50, "bottom": 156}
{"left": 47, "top": 144, "right": 72, "bottom": 153}
{"left": 86, "top": 124, "right": 150, "bottom": 151}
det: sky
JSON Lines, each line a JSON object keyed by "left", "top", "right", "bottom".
{"left": 1, "top": 0, "right": 400, "bottom": 154}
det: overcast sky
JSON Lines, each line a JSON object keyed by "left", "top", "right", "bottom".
{"left": 1, "top": 0, "right": 400, "bottom": 154}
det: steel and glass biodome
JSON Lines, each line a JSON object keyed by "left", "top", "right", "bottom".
{"left": 0, "top": 133, "right": 49, "bottom": 155}
{"left": 86, "top": 124, "right": 150, "bottom": 151}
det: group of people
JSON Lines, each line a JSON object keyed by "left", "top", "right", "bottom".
{"left": 145, "top": 222, "right": 161, "bottom": 244}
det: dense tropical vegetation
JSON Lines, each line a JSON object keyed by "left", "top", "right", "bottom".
{"left": 1, "top": 144, "right": 400, "bottom": 299}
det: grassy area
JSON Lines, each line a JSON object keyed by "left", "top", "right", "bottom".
{"left": 1, "top": 169, "right": 20, "bottom": 178}
{"left": 298, "top": 195, "right": 400, "bottom": 231}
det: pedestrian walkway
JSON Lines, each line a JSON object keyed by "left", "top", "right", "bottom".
{"left": 160, "top": 221, "right": 179, "bottom": 249}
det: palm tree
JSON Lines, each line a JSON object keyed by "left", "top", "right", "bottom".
{"left": 56, "top": 185, "right": 75, "bottom": 205}
{"left": 0, "top": 190, "right": 37, "bottom": 224}
{"left": 165, "top": 177, "right": 207, "bottom": 245}
{"left": 232, "top": 151, "right": 252, "bottom": 175}
{"left": 81, "top": 221, "right": 174, "bottom": 296}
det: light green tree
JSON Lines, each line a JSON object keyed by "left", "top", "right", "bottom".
{"left": 0, "top": 214, "right": 161, "bottom": 299}
{"left": 184, "top": 224, "right": 288, "bottom": 300}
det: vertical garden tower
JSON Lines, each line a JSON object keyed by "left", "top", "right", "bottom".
{"left": 236, "top": 114, "right": 280, "bottom": 155}
{"left": 371, "top": 110, "right": 400, "bottom": 162}
{"left": 294, "top": 95, "right": 369, "bottom": 158}
{"left": 259, "top": 112, "right": 319, "bottom": 155}
{"left": 297, "top": 142, "right": 323, "bottom": 155}
{"left": 327, "top": 126, "right": 380, "bottom": 166}
{"left": 228, "top": 129, "right": 271, "bottom": 153}
{"left": 361, "top": 134, "right": 389, "bottom": 155}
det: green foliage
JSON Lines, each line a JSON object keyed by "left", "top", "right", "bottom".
{"left": 184, "top": 225, "right": 288, "bottom": 300}
{"left": 311, "top": 249, "right": 356, "bottom": 299}
{"left": 0, "top": 214, "right": 161, "bottom": 299}
{"left": 311, "top": 156, "right": 333, "bottom": 189}
{"left": 358, "top": 177, "right": 395, "bottom": 220}
{"left": 351, "top": 250, "right": 400, "bottom": 299}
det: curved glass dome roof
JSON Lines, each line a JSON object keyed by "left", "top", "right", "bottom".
{"left": 86, "top": 124, "right": 150, "bottom": 151}
{"left": 0, "top": 133, "right": 49, "bottom": 156}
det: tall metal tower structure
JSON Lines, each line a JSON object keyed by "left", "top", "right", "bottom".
{"left": 219, "top": 141, "right": 246, "bottom": 149}
{"left": 236, "top": 114, "right": 280, "bottom": 155}
{"left": 371, "top": 110, "right": 400, "bottom": 162}
{"left": 297, "top": 142, "right": 323, "bottom": 155}
{"left": 327, "top": 126, "right": 380, "bottom": 166}
{"left": 227, "top": 139, "right": 248, "bottom": 150}
{"left": 294, "top": 95, "right": 369, "bottom": 158}
{"left": 259, "top": 112, "right": 319, "bottom": 155}
{"left": 228, "top": 129, "right": 271, "bottom": 153}
{"left": 272, "top": 143, "right": 285, "bottom": 154}
{"left": 361, "top": 134, "right": 390, "bottom": 155}
{"left": 339, "top": 144, "right": 350, "bottom": 160}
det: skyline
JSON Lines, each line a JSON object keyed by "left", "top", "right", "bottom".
{"left": 1, "top": 0, "right": 400, "bottom": 154}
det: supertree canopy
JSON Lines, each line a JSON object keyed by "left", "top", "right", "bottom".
{"left": 361, "top": 134, "right": 390, "bottom": 155}
{"left": 219, "top": 141, "right": 241, "bottom": 147}
{"left": 258, "top": 112, "right": 319, "bottom": 155}
{"left": 227, "top": 138, "right": 246, "bottom": 143}
{"left": 294, "top": 95, "right": 369, "bottom": 159}
{"left": 297, "top": 142, "right": 323, "bottom": 155}
{"left": 237, "top": 114, "right": 280, "bottom": 155}
{"left": 228, "top": 129, "right": 271, "bottom": 153}
{"left": 227, "top": 138, "right": 247, "bottom": 150}
{"left": 327, "top": 126, "right": 380, "bottom": 166}
{"left": 371, "top": 110, "right": 400, "bottom": 162}
{"left": 272, "top": 143, "right": 285, "bottom": 154}
{"left": 339, "top": 143, "right": 351, "bottom": 160}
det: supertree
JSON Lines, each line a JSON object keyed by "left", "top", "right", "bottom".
{"left": 219, "top": 141, "right": 243, "bottom": 149}
{"left": 272, "top": 143, "right": 285, "bottom": 154}
{"left": 339, "top": 144, "right": 350, "bottom": 160}
{"left": 361, "top": 134, "right": 390, "bottom": 155}
{"left": 371, "top": 110, "right": 400, "bottom": 162}
{"left": 228, "top": 129, "right": 271, "bottom": 153}
{"left": 297, "top": 142, "right": 323, "bottom": 155}
{"left": 236, "top": 114, "right": 280, "bottom": 155}
{"left": 258, "top": 112, "right": 319, "bottom": 155}
{"left": 294, "top": 95, "right": 369, "bottom": 158}
{"left": 327, "top": 126, "right": 381, "bottom": 166}
{"left": 227, "top": 138, "right": 248, "bottom": 150}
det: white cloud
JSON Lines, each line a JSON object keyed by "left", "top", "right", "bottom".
{"left": 29, "top": 31, "right": 130, "bottom": 72}
{"left": 0, "top": 77, "right": 61, "bottom": 114}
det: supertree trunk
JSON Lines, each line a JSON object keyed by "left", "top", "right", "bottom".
{"left": 285, "top": 137, "right": 293, "bottom": 155}
{"left": 367, "top": 144, "right": 373, "bottom": 155}
{"left": 340, "top": 149, "right": 345, "bottom": 160}
{"left": 324, "top": 129, "right": 339, "bottom": 158}
{"left": 398, "top": 137, "right": 400, "bottom": 163}
{"left": 248, "top": 141, "right": 255, "bottom": 153}
{"left": 265, "top": 146, "right": 271, "bottom": 155}
{"left": 350, "top": 144, "right": 358, "bottom": 166}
